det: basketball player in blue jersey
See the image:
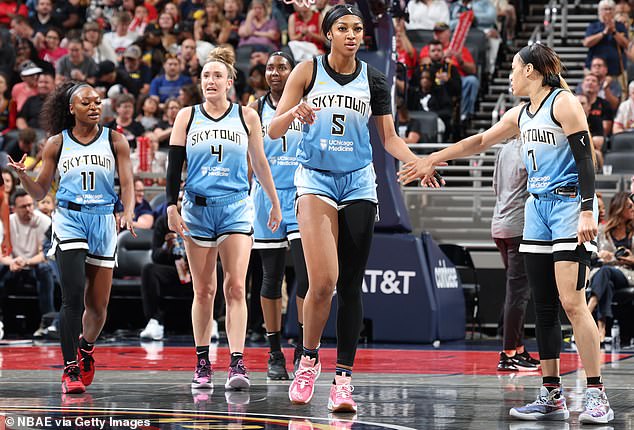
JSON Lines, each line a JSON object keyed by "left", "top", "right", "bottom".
{"left": 165, "top": 46, "right": 281, "bottom": 391}
{"left": 269, "top": 4, "right": 433, "bottom": 411}
{"left": 248, "top": 51, "right": 309, "bottom": 381}
{"left": 7, "top": 82, "right": 135, "bottom": 394}
{"left": 401, "top": 43, "right": 613, "bottom": 424}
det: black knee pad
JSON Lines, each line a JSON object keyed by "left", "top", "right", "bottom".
{"left": 554, "top": 244, "right": 591, "bottom": 290}
{"left": 259, "top": 248, "right": 286, "bottom": 299}
{"left": 290, "top": 239, "right": 309, "bottom": 300}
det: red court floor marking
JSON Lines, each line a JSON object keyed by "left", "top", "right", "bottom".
{"left": 0, "top": 346, "right": 629, "bottom": 375}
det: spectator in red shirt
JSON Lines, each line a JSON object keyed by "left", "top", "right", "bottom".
{"left": 419, "top": 22, "right": 480, "bottom": 122}
{"left": 0, "top": 0, "right": 28, "bottom": 27}
{"left": 288, "top": 3, "right": 325, "bottom": 52}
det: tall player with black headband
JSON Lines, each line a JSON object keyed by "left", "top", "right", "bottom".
{"left": 8, "top": 82, "right": 135, "bottom": 394}
{"left": 400, "top": 43, "right": 614, "bottom": 424}
{"left": 269, "top": 4, "right": 432, "bottom": 411}
{"left": 248, "top": 51, "right": 308, "bottom": 380}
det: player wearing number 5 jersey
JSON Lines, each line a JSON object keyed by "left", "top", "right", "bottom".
{"left": 403, "top": 43, "right": 613, "bottom": 424}
{"left": 166, "top": 46, "right": 281, "bottom": 391}
{"left": 269, "top": 4, "right": 432, "bottom": 411}
{"left": 7, "top": 82, "right": 136, "bottom": 394}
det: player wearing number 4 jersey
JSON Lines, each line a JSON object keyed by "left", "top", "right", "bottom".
{"left": 268, "top": 4, "right": 432, "bottom": 411}
{"left": 403, "top": 43, "right": 613, "bottom": 424}
{"left": 7, "top": 82, "right": 136, "bottom": 394}
{"left": 166, "top": 46, "right": 281, "bottom": 391}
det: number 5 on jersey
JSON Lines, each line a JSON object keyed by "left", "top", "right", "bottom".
{"left": 331, "top": 114, "right": 346, "bottom": 136}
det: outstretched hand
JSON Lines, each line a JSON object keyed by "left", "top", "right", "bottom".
{"left": 397, "top": 157, "right": 447, "bottom": 187}
{"left": 7, "top": 154, "right": 28, "bottom": 173}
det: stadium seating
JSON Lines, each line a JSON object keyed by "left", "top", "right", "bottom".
{"left": 610, "top": 132, "right": 634, "bottom": 152}
{"left": 604, "top": 152, "right": 634, "bottom": 174}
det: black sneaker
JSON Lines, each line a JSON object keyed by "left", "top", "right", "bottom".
{"left": 497, "top": 352, "right": 537, "bottom": 372}
{"left": 267, "top": 351, "right": 289, "bottom": 380}
{"left": 517, "top": 350, "right": 540, "bottom": 367}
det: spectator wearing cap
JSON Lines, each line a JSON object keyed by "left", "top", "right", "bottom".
{"left": 0, "top": 0, "right": 28, "bottom": 27}
{"left": 106, "top": 93, "right": 145, "bottom": 148}
{"left": 37, "top": 27, "right": 67, "bottom": 67}
{"left": 420, "top": 22, "right": 480, "bottom": 123}
{"left": 30, "top": 0, "right": 62, "bottom": 36}
{"left": 149, "top": 53, "right": 192, "bottom": 103}
{"left": 56, "top": 38, "right": 98, "bottom": 83}
{"left": 120, "top": 45, "right": 152, "bottom": 96}
{"left": 137, "top": 23, "right": 168, "bottom": 77}
{"left": 238, "top": 0, "right": 279, "bottom": 50}
{"left": 406, "top": 0, "right": 450, "bottom": 31}
{"left": 95, "top": 60, "right": 137, "bottom": 97}
{"left": 103, "top": 11, "right": 137, "bottom": 59}
{"left": 12, "top": 61, "right": 42, "bottom": 112}
{"left": 82, "top": 21, "right": 118, "bottom": 64}
{"left": 17, "top": 71, "right": 55, "bottom": 131}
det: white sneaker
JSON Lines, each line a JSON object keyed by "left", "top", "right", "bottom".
{"left": 0, "top": 321, "right": 4, "bottom": 340}
{"left": 140, "top": 319, "right": 164, "bottom": 340}
{"left": 211, "top": 319, "right": 219, "bottom": 342}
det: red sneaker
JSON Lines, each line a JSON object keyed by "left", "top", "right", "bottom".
{"left": 61, "top": 365, "right": 86, "bottom": 394}
{"left": 77, "top": 339, "right": 95, "bottom": 386}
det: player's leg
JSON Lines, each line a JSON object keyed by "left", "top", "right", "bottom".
{"left": 218, "top": 233, "right": 252, "bottom": 389}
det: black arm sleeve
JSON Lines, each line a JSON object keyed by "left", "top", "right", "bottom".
{"left": 367, "top": 65, "right": 392, "bottom": 116}
{"left": 166, "top": 145, "right": 186, "bottom": 206}
{"left": 568, "top": 130, "right": 595, "bottom": 212}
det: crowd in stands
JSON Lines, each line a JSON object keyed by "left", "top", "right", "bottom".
{"left": 0, "top": 0, "right": 633, "bottom": 342}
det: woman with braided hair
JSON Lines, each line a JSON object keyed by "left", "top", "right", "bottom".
{"left": 7, "top": 81, "right": 135, "bottom": 394}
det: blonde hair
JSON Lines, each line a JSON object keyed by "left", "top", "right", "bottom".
{"left": 205, "top": 45, "right": 236, "bottom": 80}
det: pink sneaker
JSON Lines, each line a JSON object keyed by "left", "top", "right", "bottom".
{"left": 328, "top": 374, "right": 357, "bottom": 412}
{"left": 288, "top": 356, "right": 321, "bottom": 404}
{"left": 287, "top": 419, "right": 314, "bottom": 430}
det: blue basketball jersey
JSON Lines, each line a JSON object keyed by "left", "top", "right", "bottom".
{"left": 258, "top": 94, "right": 302, "bottom": 189}
{"left": 185, "top": 103, "right": 250, "bottom": 197}
{"left": 519, "top": 88, "right": 577, "bottom": 195}
{"left": 56, "top": 126, "right": 117, "bottom": 206}
{"left": 299, "top": 55, "right": 373, "bottom": 173}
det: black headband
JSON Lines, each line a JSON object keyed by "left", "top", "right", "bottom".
{"left": 321, "top": 4, "right": 364, "bottom": 37}
{"left": 517, "top": 44, "right": 562, "bottom": 88}
{"left": 67, "top": 83, "right": 91, "bottom": 102}
{"left": 269, "top": 51, "right": 295, "bottom": 68}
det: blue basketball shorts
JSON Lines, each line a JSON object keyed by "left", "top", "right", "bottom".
{"left": 51, "top": 205, "right": 117, "bottom": 268}
{"left": 251, "top": 182, "right": 299, "bottom": 249}
{"left": 181, "top": 191, "right": 254, "bottom": 248}
{"left": 294, "top": 163, "right": 378, "bottom": 209}
{"left": 519, "top": 192, "right": 598, "bottom": 254}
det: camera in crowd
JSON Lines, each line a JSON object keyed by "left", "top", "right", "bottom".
{"left": 615, "top": 247, "right": 630, "bottom": 259}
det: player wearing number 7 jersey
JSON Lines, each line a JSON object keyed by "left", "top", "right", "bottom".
{"left": 268, "top": 4, "right": 432, "bottom": 411}
{"left": 401, "top": 43, "right": 613, "bottom": 424}
{"left": 166, "top": 46, "right": 281, "bottom": 391}
{"left": 7, "top": 82, "right": 136, "bottom": 394}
